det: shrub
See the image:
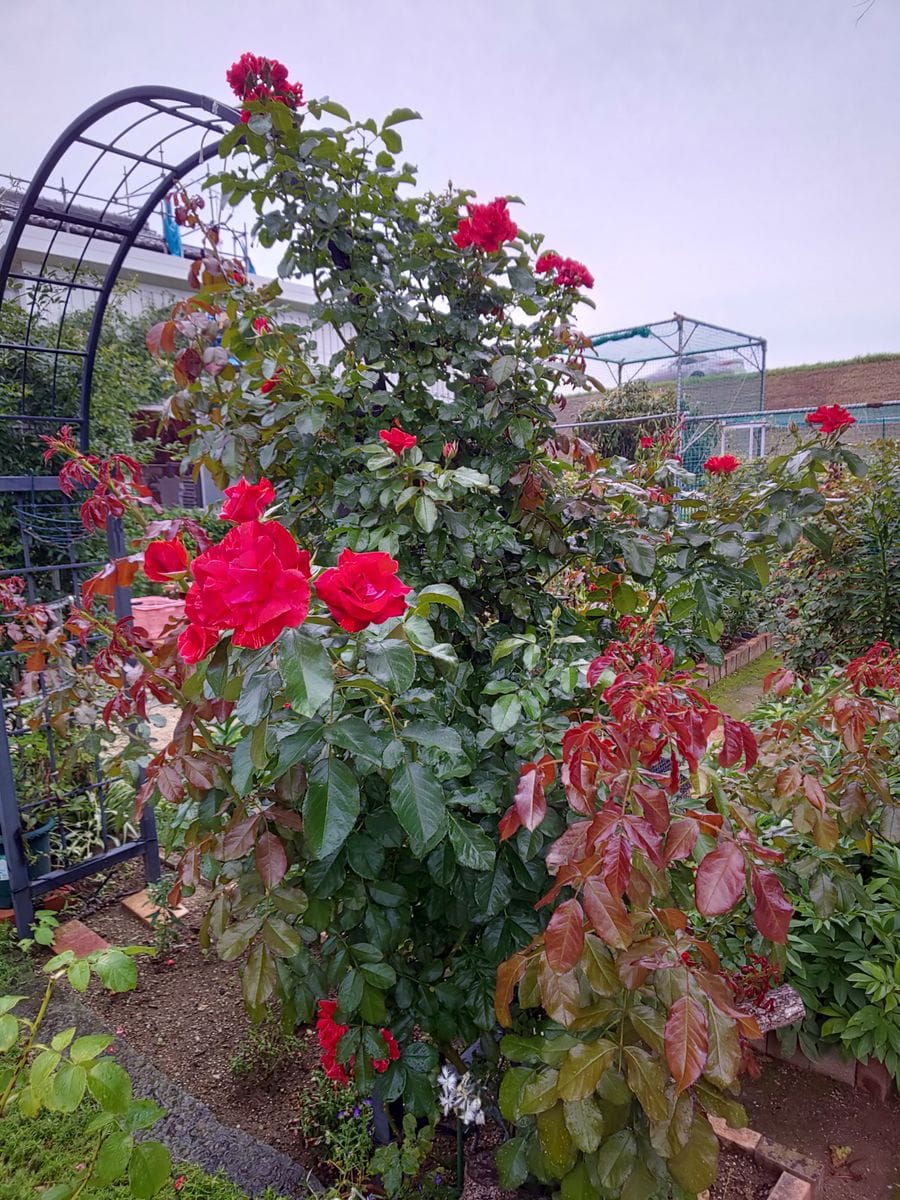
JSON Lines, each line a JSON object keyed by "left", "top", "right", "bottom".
{"left": 574, "top": 380, "right": 677, "bottom": 459}
{"left": 762, "top": 440, "right": 900, "bottom": 671}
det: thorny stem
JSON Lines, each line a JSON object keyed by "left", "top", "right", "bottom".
{"left": 0, "top": 974, "right": 56, "bottom": 1114}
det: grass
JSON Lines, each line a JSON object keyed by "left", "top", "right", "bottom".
{"left": 708, "top": 650, "right": 780, "bottom": 720}
{"left": 767, "top": 352, "right": 900, "bottom": 374}
{"left": 0, "top": 1104, "right": 292, "bottom": 1200}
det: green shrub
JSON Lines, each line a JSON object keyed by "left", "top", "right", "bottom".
{"left": 762, "top": 441, "right": 900, "bottom": 671}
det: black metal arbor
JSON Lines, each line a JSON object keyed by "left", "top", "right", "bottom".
{"left": 0, "top": 87, "right": 240, "bottom": 932}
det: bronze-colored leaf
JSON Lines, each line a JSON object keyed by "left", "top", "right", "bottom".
{"left": 664, "top": 995, "right": 708, "bottom": 1094}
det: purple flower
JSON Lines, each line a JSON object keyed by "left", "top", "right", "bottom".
{"left": 353, "top": 1105, "right": 361, "bottom": 1118}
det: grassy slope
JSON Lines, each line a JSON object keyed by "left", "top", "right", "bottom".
{"left": 707, "top": 650, "right": 780, "bottom": 720}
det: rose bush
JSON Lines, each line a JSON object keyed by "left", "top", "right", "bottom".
{"left": 23, "top": 55, "right": 889, "bottom": 1199}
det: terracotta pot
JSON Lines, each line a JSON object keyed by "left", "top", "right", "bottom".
{"left": 131, "top": 596, "right": 185, "bottom": 641}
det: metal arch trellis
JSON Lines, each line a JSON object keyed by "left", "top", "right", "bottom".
{"left": 0, "top": 86, "right": 241, "bottom": 934}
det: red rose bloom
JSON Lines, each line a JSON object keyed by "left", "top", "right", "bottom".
{"left": 260, "top": 368, "right": 282, "bottom": 395}
{"left": 177, "top": 623, "right": 219, "bottom": 665}
{"left": 315, "top": 548, "right": 411, "bottom": 633}
{"left": 704, "top": 454, "right": 741, "bottom": 474}
{"left": 143, "top": 538, "right": 189, "bottom": 581}
{"left": 806, "top": 404, "right": 855, "bottom": 434}
{"left": 378, "top": 428, "right": 417, "bottom": 455}
{"left": 452, "top": 198, "right": 518, "bottom": 253}
{"left": 252, "top": 316, "right": 270, "bottom": 334}
{"left": 185, "top": 520, "right": 311, "bottom": 650}
{"left": 535, "top": 251, "right": 593, "bottom": 289}
{"left": 639, "top": 436, "right": 655, "bottom": 449}
{"left": 219, "top": 477, "right": 276, "bottom": 523}
{"left": 226, "top": 53, "right": 304, "bottom": 110}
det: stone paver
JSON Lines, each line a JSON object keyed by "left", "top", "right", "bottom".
{"left": 52, "top": 918, "right": 109, "bottom": 958}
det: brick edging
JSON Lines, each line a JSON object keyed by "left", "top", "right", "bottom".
{"left": 707, "top": 1115, "right": 824, "bottom": 1199}
{"left": 755, "top": 1031, "right": 894, "bottom": 1101}
{"left": 703, "top": 631, "right": 773, "bottom": 685}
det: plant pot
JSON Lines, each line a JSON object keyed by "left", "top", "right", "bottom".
{"left": 0, "top": 817, "right": 56, "bottom": 908}
{"left": 131, "top": 596, "right": 185, "bottom": 642}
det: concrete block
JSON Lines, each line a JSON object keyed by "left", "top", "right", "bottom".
{"left": 768, "top": 1174, "right": 813, "bottom": 1200}
{"left": 755, "top": 1139, "right": 824, "bottom": 1195}
{"left": 708, "top": 1114, "right": 762, "bottom": 1152}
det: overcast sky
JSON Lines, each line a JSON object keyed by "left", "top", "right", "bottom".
{"left": 2, "top": 0, "right": 898, "bottom": 366}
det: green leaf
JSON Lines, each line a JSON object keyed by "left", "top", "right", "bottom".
{"left": 563, "top": 1097, "right": 605, "bottom": 1152}
{"left": 243, "top": 942, "right": 276, "bottom": 1014}
{"left": 261, "top": 917, "right": 302, "bottom": 958}
{"left": 48, "top": 1062, "right": 87, "bottom": 1113}
{"left": 279, "top": 629, "right": 334, "bottom": 716}
{"left": 383, "top": 106, "right": 421, "bottom": 127}
{"left": 304, "top": 756, "right": 360, "bottom": 858}
{"left": 594, "top": 1130, "right": 637, "bottom": 1191}
{"left": 519, "top": 1067, "right": 560, "bottom": 1115}
{"left": 621, "top": 538, "right": 656, "bottom": 578}
{"left": 490, "top": 692, "right": 521, "bottom": 732}
{"left": 381, "top": 127, "right": 403, "bottom": 153}
{"left": 128, "top": 1140, "right": 172, "bottom": 1198}
{"left": 67, "top": 959, "right": 91, "bottom": 992}
{"left": 414, "top": 494, "right": 438, "bottom": 533}
{"left": 560, "top": 1159, "right": 594, "bottom": 1200}
{"left": 50, "top": 1026, "right": 76, "bottom": 1052}
{"left": 93, "top": 948, "right": 138, "bottom": 993}
{"left": 499, "top": 1066, "right": 532, "bottom": 1121}
{"left": 390, "top": 762, "right": 448, "bottom": 857}
{"left": 496, "top": 1136, "right": 529, "bottom": 1189}
{"left": 448, "top": 814, "right": 496, "bottom": 871}
{"left": 491, "top": 355, "right": 517, "bottom": 384}
{"left": 94, "top": 1131, "right": 134, "bottom": 1185}
{"left": 557, "top": 1038, "right": 617, "bottom": 1101}
{"left": 623, "top": 1045, "right": 668, "bottom": 1121}
{"left": 668, "top": 1112, "right": 719, "bottom": 1193}
{"left": 320, "top": 99, "right": 352, "bottom": 121}
{"left": 366, "top": 639, "right": 417, "bottom": 693}
{"left": 0, "top": 1013, "right": 19, "bottom": 1053}
{"left": 325, "top": 716, "right": 386, "bottom": 767}
{"left": 414, "top": 583, "right": 464, "bottom": 620}
{"left": 612, "top": 582, "right": 639, "bottom": 614}
{"left": 0, "top": 996, "right": 25, "bottom": 1015}
{"left": 88, "top": 1059, "right": 133, "bottom": 1114}
{"left": 338, "top": 969, "right": 365, "bottom": 1014}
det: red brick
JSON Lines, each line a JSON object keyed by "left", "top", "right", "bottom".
{"left": 768, "top": 1174, "right": 813, "bottom": 1200}
{"left": 120, "top": 888, "right": 187, "bottom": 927}
{"left": 856, "top": 1057, "right": 893, "bottom": 1101}
{"left": 0, "top": 908, "right": 13, "bottom": 925}
{"left": 52, "top": 919, "right": 109, "bottom": 958}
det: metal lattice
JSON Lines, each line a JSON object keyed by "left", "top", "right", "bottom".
{"left": 0, "top": 86, "right": 240, "bottom": 933}
{"left": 580, "top": 314, "right": 767, "bottom": 472}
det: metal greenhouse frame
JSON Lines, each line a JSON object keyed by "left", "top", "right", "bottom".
{"left": 0, "top": 86, "right": 240, "bottom": 933}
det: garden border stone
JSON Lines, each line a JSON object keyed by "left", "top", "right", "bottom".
{"left": 703, "top": 631, "right": 773, "bottom": 685}
{"left": 708, "top": 1115, "right": 824, "bottom": 1200}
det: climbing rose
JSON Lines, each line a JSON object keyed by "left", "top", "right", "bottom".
{"left": 315, "top": 999, "right": 351, "bottom": 1085}
{"left": 704, "top": 454, "right": 740, "bottom": 474}
{"left": 226, "top": 53, "right": 303, "bottom": 122}
{"left": 535, "top": 251, "right": 594, "bottom": 289}
{"left": 315, "top": 548, "right": 411, "bottom": 633}
{"left": 452, "top": 197, "right": 517, "bottom": 253}
{"left": 185, "top": 520, "right": 311, "bottom": 649}
{"left": 379, "top": 428, "right": 417, "bottom": 455}
{"left": 639, "top": 436, "right": 655, "bottom": 449}
{"left": 372, "top": 1027, "right": 401, "bottom": 1073}
{"left": 143, "top": 538, "right": 189, "bottom": 581}
{"left": 806, "top": 404, "right": 855, "bottom": 434}
{"left": 260, "top": 368, "right": 282, "bottom": 395}
{"left": 177, "top": 623, "right": 219, "bottom": 665}
{"left": 219, "top": 477, "right": 276, "bottom": 523}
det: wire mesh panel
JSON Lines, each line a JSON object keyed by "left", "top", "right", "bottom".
{"left": 581, "top": 314, "right": 767, "bottom": 473}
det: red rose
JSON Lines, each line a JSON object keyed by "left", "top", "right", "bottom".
{"left": 177, "top": 623, "right": 220, "bottom": 664}
{"left": 806, "top": 404, "right": 855, "bottom": 434}
{"left": 452, "top": 198, "right": 517, "bottom": 253}
{"left": 443, "top": 440, "right": 459, "bottom": 461}
{"left": 639, "top": 436, "right": 654, "bottom": 449}
{"left": 378, "top": 428, "right": 417, "bottom": 455}
{"left": 185, "top": 520, "right": 311, "bottom": 649}
{"left": 535, "top": 251, "right": 593, "bottom": 289}
{"left": 219, "top": 477, "right": 276, "bottom": 523}
{"left": 252, "top": 316, "right": 270, "bottom": 334}
{"left": 143, "top": 537, "right": 189, "bottom": 581}
{"left": 260, "top": 368, "right": 282, "bottom": 395}
{"left": 314, "top": 548, "right": 411, "bottom": 633}
{"left": 704, "top": 454, "right": 740, "bottom": 474}
{"left": 226, "top": 53, "right": 303, "bottom": 109}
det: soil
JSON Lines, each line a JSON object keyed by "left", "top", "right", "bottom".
{"left": 77, "top": 878, "right": 321, "bottom": 1173}
{"left": 709, "top": 1146, "right": 777, "bottom": 1200}
{"left": 741, "top": 1058, "right": 900, "bottom": 1200}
